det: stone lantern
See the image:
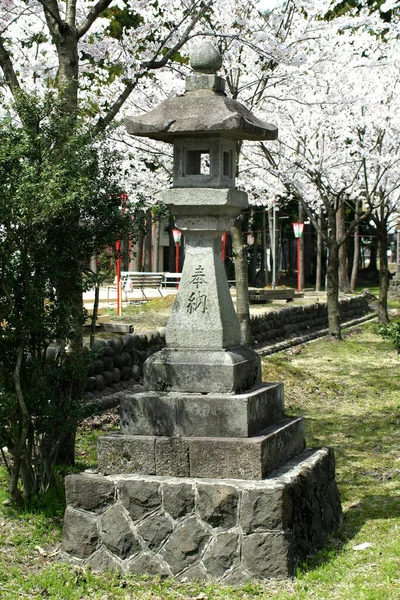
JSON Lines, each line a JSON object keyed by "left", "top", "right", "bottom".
{"left": 125, "top": 41, "right": 278, "bottom": 394}
{"left": 61, "top": 43, "right": 342, "bottom": 583}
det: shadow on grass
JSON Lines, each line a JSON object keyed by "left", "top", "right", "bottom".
{"left": 297, "top": 491, "right": 400, "bottom": 575}
{"left": 295, "top": 402, "right": 399, "bottom": 574}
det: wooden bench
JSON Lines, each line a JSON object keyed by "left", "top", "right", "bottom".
{"left": 107, "top": 272, "right": 164, "bottom": 302}
{"left": 122, "top": 272, "right": 164, "bottom": 301}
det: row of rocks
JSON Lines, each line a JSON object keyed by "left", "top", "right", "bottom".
{"left": 250, "top": 295, "right": 373, "bottom": 348}
{"left": 61, "top": 447, "right": 342, "bottom": 582}
{"left": 84, "top": 329, "right": 165, "bottom": 398}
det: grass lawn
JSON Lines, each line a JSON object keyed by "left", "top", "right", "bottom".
{"left": 0, "top": 323, "right": 399, "bottom": 599}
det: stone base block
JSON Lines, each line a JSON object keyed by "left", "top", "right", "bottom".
{"left": 143, "top": 346, "right": 261, "bottom": 394}
{"left": 61, "top": 448, "right": 342, "bottom": 582}
{"left": 119, "top": 383, "right": 284, "bottom": 438}
{"left": 97, "top": 417, "right": 305, "bottom": 480}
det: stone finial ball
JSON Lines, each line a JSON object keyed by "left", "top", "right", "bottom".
{"left": 190, "top": 42, "right": 223, "bottom": 74}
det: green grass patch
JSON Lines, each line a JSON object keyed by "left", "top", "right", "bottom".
{"left": 1, "top": 323, "right": 400, "bottom": 598}
{"left": 103, "top": 294, "right": 176, "bottom": 331}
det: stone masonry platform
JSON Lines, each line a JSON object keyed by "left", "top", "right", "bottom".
{"left": 61, "top": 447, "right": 342, "bottom": 582}
{"left": 97, "top": 416, "right": 305, "bottom": 480}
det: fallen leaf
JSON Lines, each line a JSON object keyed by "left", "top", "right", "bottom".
{"left": 35, "top": 545, "right": 48, "bottom": 557}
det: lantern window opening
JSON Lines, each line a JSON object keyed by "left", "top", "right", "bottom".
{"left": 223, "top": 150, "right": 233, "bottom": 178}
{"left": 184, "top": 149, "right": 211, "bottom": 176}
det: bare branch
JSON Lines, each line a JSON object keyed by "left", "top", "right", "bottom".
{"left": 93, "top": 76, "right": 141, "bottom": 135}
{"left": 142, "top": 1, "right": 213, "bottom": 70}
{"left": 77, "top": 0, "right": 114, "bottom": 39}
{"left": 37, "top": 0, "right": 64, "bottom": 35}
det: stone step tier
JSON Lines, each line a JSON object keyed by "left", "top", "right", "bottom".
{"left": 98, "top": 417, "right": 305, "bottom": 480}
{"left": 119, "top": 383, "right": 285, "bottom": 438}
{"left": 97, "top": 382, "right": 306, "bottom": 481}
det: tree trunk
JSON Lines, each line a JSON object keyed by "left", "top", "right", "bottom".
{"left": 130, "top": 234, "right": 144, "bottom": 271}
{"left": 50, "top": 25, "right": 83, "bottom": 467}
{"left": 268, "top": 206, "right": 279, "bottom": 287}
{"left": 368, "top": 239, "right": 378, "bottom": 271}
{"left": 144, "top": 209, "right": 152, "bottom": 271}
{"left": 326, "top": 241, "right": 342, "bottom": 339}
{"left": 316, "top": 227, "right": 322, "bottom": 291}
{"left": 378, "top": 227, "right": 390, "bottom": 324}
{"left": 168, "top": 215, "right": 176, "bottom": 272}
{"left": 153, "top": 218, "right": 161, "bottom": 272}
{"left": 350, "top": 229, "right": 360, "bottom": 293}
{"left": 299, "top": 203, "right": 305, "bottom": 290}
{"left": 258, "top": 208, "right": 268, "bottom": 286}
{"left": 231, "top": 215, "right": 251, "bottom": 345}
{"left": 337, "top": 203, "right": 351, "bottom": 293}
{"left": 251, "top": 227, "right": 258, "bottom": 286}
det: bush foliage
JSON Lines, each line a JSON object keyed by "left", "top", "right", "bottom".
{"left": 0, "top": 92, "right": 140, "bottom": 502}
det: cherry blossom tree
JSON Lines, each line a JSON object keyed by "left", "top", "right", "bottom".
{"left": 242, "top": 0, "right": 400, "bottom": 335}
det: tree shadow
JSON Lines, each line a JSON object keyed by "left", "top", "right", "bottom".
{"left": 297, "top": 491, "right": 400, "bottom": 574}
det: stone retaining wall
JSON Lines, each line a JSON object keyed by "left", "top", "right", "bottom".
{"left": 85, "top": 296, "right": 373, "bottom": 395}
{"left": 250, "top": 295, "right": 372, "bottom": 349}
{"left": 84, "top": 330, "right": 166, "bottom": 397}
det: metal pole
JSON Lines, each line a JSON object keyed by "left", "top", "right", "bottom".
{"left": 272, "top": 202, "right": 276, "bottom": 289}
{"left": 397, "top": 227, "right": 400, "bottom": 279}
{"left": 116, "top": 242, "right": 122, "bottom": 316}
{"left": 297, "top": 237, "right": 301, "bottom": 293}
{"left": 175, "top": 241, "right": 179, "bottom": 288}
{"left": 222, "top": 233, "right": 227, "bottom": 264}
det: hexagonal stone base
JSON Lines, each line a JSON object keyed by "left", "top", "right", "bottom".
{"left": 97, "top": 417, "right": 306, "bottom": 479}
{"left": 61, "top": 447, "right": 342, "bottom": 582}
{"left": 143, "top": 346, "right": 261, "bottom": 394}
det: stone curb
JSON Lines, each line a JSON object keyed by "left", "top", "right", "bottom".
{"left": 255, "top": 312, "right": 377, "bottom": 356}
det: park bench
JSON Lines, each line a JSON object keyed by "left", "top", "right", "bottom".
{"left": 107, "top": 272, "right": 164, "bottom": 302}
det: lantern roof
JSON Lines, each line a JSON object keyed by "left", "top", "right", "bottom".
{"left": 125, "top": 42, "right": 278, "bottom": 144}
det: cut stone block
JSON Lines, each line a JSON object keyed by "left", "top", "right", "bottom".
{"left": 160, "top": 516, "right": 211, "bottom": 575}
{"left": 242, "top": 532, "right": 294, "bottom": 579}
{"left": 65, "top": 473, "right": 115, "bottom": 514}
{"left": 162, "top": 482, "right": 195, "bottom": 518}
{"left": 188, "top": 418, "right": 305, "bottom": 479}
{"left": 61, "top": 508, "right": 99, "bottom": 559}
{"left": 118, "top": 479, "right": 161, "bottom": 521}
{"left": 87, "top": 546, "right": 123, "bottom": 573}
{"left": 100, "top": 504, "right": 141, "bottom": 559}
{"left": 143, "top": 346, "right": 261, "bottom": 394}
{"left": 119, "top": 383, "right": 284, "bottom": 438}
{"left": 197, "top": 483, "right": 239, "bottom": 529}
{"left": 97, "top": 435, "right": 155, "bottom": 476}
{"left": 97, "top": 417, "right": 305, "bottom": 480}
